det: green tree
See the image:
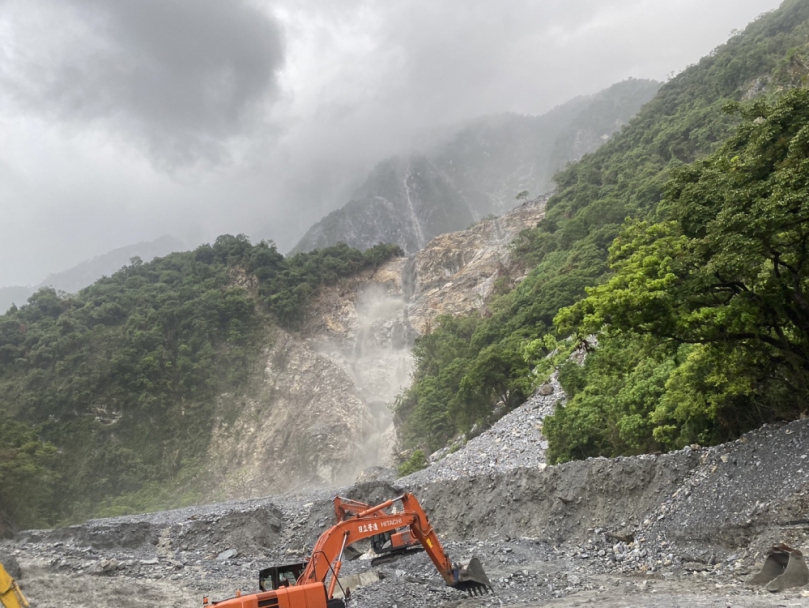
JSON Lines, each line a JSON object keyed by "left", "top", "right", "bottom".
{"left": 397, "top": 449, "right": 428, "bottom": 477}
{"left": 553, "top": 89, "right": 809, "bottom": 455}
{"left": 0, "top": 235, "right": 403, "bottom": 524}
{"left": 0, "top": 414, "right": 58, "bottom": 532}
{"left": 395, "top": 1, "right": 809, "bottom": 460}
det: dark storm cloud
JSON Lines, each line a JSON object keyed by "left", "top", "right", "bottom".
{"left": 0, "top": 0, "right": 785, "bottom": 287}
{"left": 248, "top": 0, "right": 784, "bottom": 251}
{"left": 0, "top": 0, "right": 284, "bottom": 166}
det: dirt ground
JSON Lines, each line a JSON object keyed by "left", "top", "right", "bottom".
{"left": 5, "top": 419, "right": 809, "bottom": 607}
{"left": 13, "top": 552, "right": 809, "bottom": 608}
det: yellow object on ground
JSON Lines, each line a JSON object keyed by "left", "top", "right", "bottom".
{"left": 0, "top": 564, "right": 28, "bottom": 608}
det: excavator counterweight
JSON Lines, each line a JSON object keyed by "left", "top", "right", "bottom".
{"left": 207, "top": 492, "right": 492, "bottom": 608}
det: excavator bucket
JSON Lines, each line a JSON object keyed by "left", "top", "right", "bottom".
{"left": 748, "top": 544, "right": 809, "bottom": 592}
{"left": 748, "top": 548, "right": 790, "bottom": 586}
{"left": 452, "top": 557, "right": 493, "bottom": 596}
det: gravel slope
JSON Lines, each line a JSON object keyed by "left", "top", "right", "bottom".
{"left": 4, "top": 392, "right": 809, "bottom": 607}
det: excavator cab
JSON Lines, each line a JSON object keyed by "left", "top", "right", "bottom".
{"left": 335, "top": 496, "right": 425, "bottom": 566}
{"left": 258, "top": 562, "right": 308, "bottom": 591}
{"left": 369, "top": 529, "right": 425, "bottom": 565}
{"left": 372, "top": 529, "right": 412, "bottom": 552}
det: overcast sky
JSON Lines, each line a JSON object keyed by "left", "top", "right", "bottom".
{"left": 0, "top": 0, "right": 784, "bottom": 286}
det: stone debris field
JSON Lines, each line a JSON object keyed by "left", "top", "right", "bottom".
{"left": 3, "top": 387, "right": 809, "bottom": 607}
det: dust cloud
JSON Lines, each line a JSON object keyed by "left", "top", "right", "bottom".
{"left": 312, "top": 270, "right": 418, "bottom": 473}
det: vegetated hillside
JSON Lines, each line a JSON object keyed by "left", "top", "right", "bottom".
{"left": 395, "top": 0, "right": 809, "bottom": 458}
{"left": 0, "top": 235, "right": 185, "bottom": 314}
{"left": 293, "top": 79, "right": 660, "bottom": 255}
{"left": 0, "top": 236, "right": 401, "bottom": 532}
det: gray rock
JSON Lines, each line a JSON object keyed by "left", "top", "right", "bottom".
{"left": 0, "top": 552, "right": 22, "bottom": 579}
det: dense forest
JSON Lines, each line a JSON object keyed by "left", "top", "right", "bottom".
{"left": 395, "top": 0, "right": 809, "bottom": 460}
{"left": 5, "top": 0, "right": 809, "bottom": 534}
{"left": 0, "top": 238, "right": 401, "bottom": 530}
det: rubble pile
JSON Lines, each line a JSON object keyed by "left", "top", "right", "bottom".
{"left": 4, "top": 414, "right": 809, "bottom": 606}
{"left": 405, "top": 374, "right": 565, "bottom": 484}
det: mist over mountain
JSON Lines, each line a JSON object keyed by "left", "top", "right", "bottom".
{"left": 0, "top": 235, "right": 184, "bottom": 313}
{"left": 293, "top": 78, "right": 660, "bottom": 254}
{"left": 0, "top": 0, "right": 781, "bottom": 287}
{"left": 2, "top": 0, "right": 802, "bottom": 541}
{"left": 291, "top": 155, "right": 475, "bottom": 255}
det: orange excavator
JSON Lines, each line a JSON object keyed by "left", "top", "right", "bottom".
{"left": 204, "top": 492, "right": 492, "bottom": 608}
{"left": 332, "top": 496, "right": 423, "bottom": 565}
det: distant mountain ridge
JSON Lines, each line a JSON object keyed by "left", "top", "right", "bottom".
{"left": 293, "top": 155, "right": 474, "bottom": 255}
{"left": 0, "top": 235, "right": 185, "bottom": 313}
{"left": 293, "top": 78, "right": 660, "bottom": 255}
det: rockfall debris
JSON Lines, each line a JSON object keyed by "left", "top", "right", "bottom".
{"left": 4, "top": 387, "right": 809, "bottom": 607}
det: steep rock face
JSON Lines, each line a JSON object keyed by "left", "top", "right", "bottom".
{"left": 293, "top": 79, "right": 659, "bottom": 254}
{"left": 303, "top": 267, "right": 417, "bottom": 470}
{"left": 305, "top": 271, "right": 415, "bottom": 407}
{"left": 304, "top": 198, "right": 546, "bottom": 352}
{"left": 406, "top": 198, "right": 546, "bottom": 333}
{"left": 206, "top": 330, "right": 376, "bottom": 498}
{"left": 205, "top": 200, "right": 546, "bottom": 494}
{"left": 293, "top": 155, "right": 474, "bottom": 255}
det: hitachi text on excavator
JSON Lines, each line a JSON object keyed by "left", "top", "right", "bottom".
{"left": 332, "top": 496, "right": 424, "bottom": 565}
{"left": 204, "top": 492, "right": 492, "bottom": 608}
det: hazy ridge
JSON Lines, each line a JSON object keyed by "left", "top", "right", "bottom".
{"left": 0, "top": 235, "right": 185, "bottom": 314}
{"left": 293, "top": 79, "right": 660, "bottom": 255}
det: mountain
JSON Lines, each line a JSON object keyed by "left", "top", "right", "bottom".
{"left": 0, "top": 235, "right": 185, "bottom": 313}
{"left": 397, "top": 0, "right": 809, "bottom": 458}
{"left": 206, "top": 200, "right": 548, "bottom": 505}
{"left": 6, "top": 0, "right": 809, "bottom": 531}
{"left": 293, "top": 78, "right": 660, "bottom": 255}
{"left": 292, "top": 155, "right": 474, "bottom": 256}
{"left": 0, "top": 237, "right": 403, "bottom": 529}
{"left": 0, "top": 195, "right": 542, "bottom": 528}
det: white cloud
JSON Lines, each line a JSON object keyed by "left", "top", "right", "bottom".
{"left": 0, "top": 0, "right": 785, "bottom": 286}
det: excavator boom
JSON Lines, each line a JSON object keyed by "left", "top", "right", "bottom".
{"left": 0, "top": 564, "right": 28, "bottom": 608}
{"left": 303, "top": 493, "right": 491, "bottom": 593}
{"left": 207, "top": 492, "right": 491, "bottom": 608}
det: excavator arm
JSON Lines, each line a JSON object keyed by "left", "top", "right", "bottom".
{"left": 205, "top": 492, "right": 491, "bottom": 608}
{"left": 332, "top": 497, "right": 372, "bottom": 522}
{"left": 303, "top": 493, "right": 491, "bottom": 596}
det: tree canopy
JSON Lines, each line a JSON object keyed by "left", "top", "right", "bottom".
{"left": 547, "top": 89, "right": 809, "bottom": 460}
{"left": 395, "top": 0, "right": 809, "bottom": 459}
{"left": 0, "top": 238, "right": 401, "bottom": 527}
